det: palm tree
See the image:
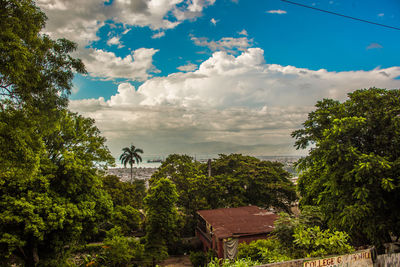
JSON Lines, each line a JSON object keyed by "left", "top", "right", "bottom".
{"left": 119, "top": 145, "right": 144, "bottom": 182}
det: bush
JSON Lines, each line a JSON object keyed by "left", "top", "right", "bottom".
{"left": 237, "top": 238, "right": 290, "bottom": 263}
{"left": 102, "top": 228, "right": 145, "bottom": 266}
{"left": 190, "top": 251, "right": 207, "bottom": 267}
{"left": 111, "top": 205, "right": 141, "bottom": 235}
{"left": 293, "top": 226, "right": 354, "bottom": 257}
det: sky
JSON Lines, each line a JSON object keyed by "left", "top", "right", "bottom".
{"left": 37, "top": 0, "right": 400, "bottom": 160}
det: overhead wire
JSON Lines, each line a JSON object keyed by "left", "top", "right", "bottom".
{"left": 280, "top": 0, "right": 400, "bottom": 31}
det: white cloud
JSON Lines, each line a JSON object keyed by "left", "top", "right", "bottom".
{"left": 177, "top": 63, "right": 198, "bottom": 72}
{"left": 378, "top": 13, "right": 384, "bottom": 17}
{"left": 238, "top": 29, "right": 248, "bottom": 36}
{"left": 151, "top": 31, "right": 166, "bottom": 39}
{"left": 367, "top": 43, "right": 383, "bottom": 50}
{"left": 82, "top": 48, "right": 160, "bottom": 81}
{"left": 69, "top": 47, "right": 400, "bottom": 157}
{"left": 36, "top": 0, "right": 217, "bottom": 81}
{"left": 107, "top": 36, "right": 124, "bottom": 48}
{"left": 191, "top": 36, "right": 253, "bottom": 53}
{"left": 266, "top": 10, "right": 287, "bottom": 14}
{"left": 210, "top": 18, "right": 218, "bottom": 25}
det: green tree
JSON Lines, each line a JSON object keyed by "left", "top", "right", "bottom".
{"left": 151, "top": 154, "right": 297, "bottom": 236}
{"left": 119, "top": 145, "right": 144, "bottom": 182}
{"left": 211, "top": 154, "right": 297, "bottom": 212}
{"left": 151, "top": 154, "right": 222, "bottom": 236}
{"left": 0, "top": 0, "right": 85, "bottom": 109}
{"left": 144, "top": 178, "right": 180, "bottom": 264}
{"left": 0, "top": 0, "right": 115, "bottom": 265}
{"left": 0, "top": 108, "right": 114, "bottom": 266}
{"left": 103, "top": 175, "right": 146, "bottom": 208}
{"left": 292, "top": 88, "right": 400, "bottom": 247}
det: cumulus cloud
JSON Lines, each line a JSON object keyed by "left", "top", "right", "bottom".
{"left": 82, "top": 48, "right": 160, "bottom": 81}
{"left": 36, "top": 0, "right": 217, "bottom": 81}
{"left": 69, "top": 47, "right": 400, "bottom": 157}
{"left": 191, "top": 35, "right": 253, "bottom": 53}
{"left": 367, "top": 43, "right": 383, "bottom": 50}
{"left": 210, "top": 18, "right": 218, "bottom": 25}
{"left": 266, "top": 10, "right": 287, "bottom": 14}
{"left": 177, "top": 63, "right": 198, "bottom": 72}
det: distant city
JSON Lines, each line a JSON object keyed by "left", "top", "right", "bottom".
{"left": 107, "top": 155, "right": 301, "bottom": 182}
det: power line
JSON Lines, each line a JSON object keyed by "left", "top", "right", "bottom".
{"left": 280, "top": 0, "right": 400, "bottom": 31}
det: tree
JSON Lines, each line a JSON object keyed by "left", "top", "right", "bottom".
{"left": 292, "top": 88, "right": 400, "bottom": 247}
{"left": 0, "top": 108, "right": 114, "bottom": 266}
{"left": 0, "top": 0, "right": 115, "bottom": 265}
{"left": 103, "top": 175, "right": 146, "bottom": 208}
{"left": 0, "top": 0, "right": 85, "bottom": 109}
{"left": 211, "top": 154, "right": 297, "bottom": 212}
{"left": 151, "top": 154, "right": 297, "bottom": 236}
{"left": 151, "top": 154, "right": 223, "bottom": 236}
{"left": 144, "top": 178, "right": 180, "bottom": 264}
{"left": 119, "top": 145, "right": 144, "bottom": 182}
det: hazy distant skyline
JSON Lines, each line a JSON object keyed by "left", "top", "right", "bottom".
{"left": 37, "top": 0, "right": 400, "bottom": 159}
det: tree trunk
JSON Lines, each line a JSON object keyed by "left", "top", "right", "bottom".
{"left": 130, "top": 164, "right": 133, "bottom": 182}
{"left": 24, "top": 243, "right": 39, "bottom": 267}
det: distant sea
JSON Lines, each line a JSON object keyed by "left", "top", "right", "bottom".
{"left": 112, "top": 155, "right": 302, "bottom": 169}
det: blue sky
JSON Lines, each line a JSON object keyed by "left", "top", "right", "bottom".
{"left": 38, "top": 0, "right": 400, "bottom": 159}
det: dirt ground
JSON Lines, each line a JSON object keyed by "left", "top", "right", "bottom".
{"left": 159, "top": 255, "right": 193, "bottom": 267}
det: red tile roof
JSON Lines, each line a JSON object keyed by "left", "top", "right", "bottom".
{"left": 197, "top": 206, "right": 277, "bottom": 239}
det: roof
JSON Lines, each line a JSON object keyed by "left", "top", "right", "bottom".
{"left": 197, "top": 206, "right": 277, "bottom": 239}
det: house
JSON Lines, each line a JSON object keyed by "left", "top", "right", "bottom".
{"left": 196, "top": 206, "right": 278, "bottom": 259}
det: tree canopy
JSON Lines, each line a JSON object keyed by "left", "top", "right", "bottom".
{"left": 0, "top": 0, "right": 85, "bottom": 108}
{"left": 0, "top": 108, "right": 114, "bottom": 265}
{"left": 0, "top": 1, "right": 115, "bottom": 265}
{"left": 292, "top": 88, "right": 400, "bottom": 247}
{"left": 151, "top": 154, "right": 297, "bottom": 237}
{"left": 144, "top": 178, "right": 180, "bottom": 263}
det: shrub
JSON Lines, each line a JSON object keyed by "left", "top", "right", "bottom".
{"left": 190, "top": 251, "right": 207, "bottom": 267}
{"left": 237, "top": 238, "right": 290, "bottom": 263}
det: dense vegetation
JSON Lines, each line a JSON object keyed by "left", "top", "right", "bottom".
{"left": 292, "top": 88, "right": 400, "bottom": 248}
{"left": 151, "top": 153, "right": 297, "bottom": 237}
{"left": 1, "top": 0, "right": 399, "bottom": 266}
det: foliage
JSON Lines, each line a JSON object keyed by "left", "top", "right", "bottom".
{"left": 102, "top": 175, "right": 146, "bottom": 208}
{"left": 119, "top": 145, "right": 144, "bottom": 182}
{"left": 0, "top": 0, "right": 86, "bottom": 109}
{"left": 292, "top": 88, "right": 400, "bottom": 247}
{"left": 190, "top": 251, "right": 207, "bottom": 267}
{"left": 151, "top": 154, "right": 222, "bottom": 236}
{"left": 144, "top": 178, "right": 180, "bottom": 262}
{"left": 237, "top": 238, "right": 290, "bottom": 263}
{"left": 111, "top": 205, "right": 141, "bottom": 236}
{"left": 293, "top": 226, "right": 353, "bottom": 258}
{"left": 211, "top": 154, "right": 296, "bottom": 211}
{"left": 76, "top": 228, "right": 145, "bottom": 267}
{"left": 0, "top": 108, "right": 114, "bottom": 266}
{"left": 101, "top": 228, "right": 145, "bottom": 267}
{"left": 238, "top": 209, "right": 353, "bottom": 264}
{"left": 273, "top": 206, "right": 324, "bottom": 252}
{"left": 151, "top": 154, "right": 297, "bottom": 236}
